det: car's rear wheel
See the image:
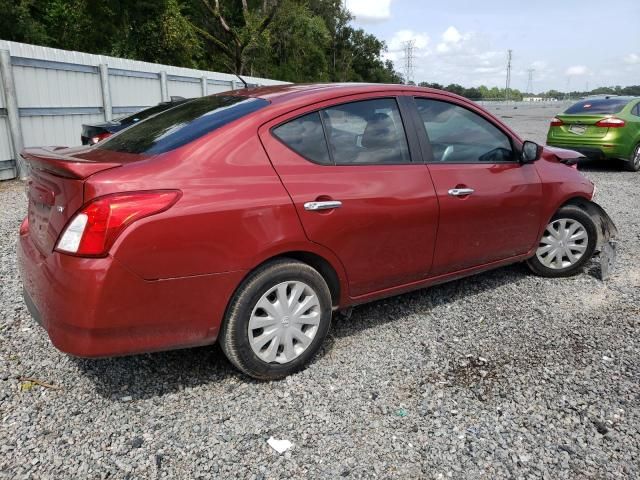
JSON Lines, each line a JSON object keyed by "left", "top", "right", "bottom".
{"left": 219, "top": 259, "right": 332, "bottom": 380}
{"left": 626, "top": 144, "right": 640, "bottom": 172}
{"left": 526, "top": 205, "right": 597, "bottom": 277}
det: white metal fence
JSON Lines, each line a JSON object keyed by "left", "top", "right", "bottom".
{"left": 0, "top": 40, "right": 288, "bottom": 180}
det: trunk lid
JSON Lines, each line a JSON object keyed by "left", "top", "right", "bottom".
{"left": 551, "top": 114, "right": 610, "bottom": 139}
{"left": 22, "top": 146, "right": 129, "bottom": 255}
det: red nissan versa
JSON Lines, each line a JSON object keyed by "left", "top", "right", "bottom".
{"left": 17, "top": 84, "right": 617, "bottom": 379}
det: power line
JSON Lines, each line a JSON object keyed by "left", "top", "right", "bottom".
{"left": 505, "top": 49, "right": 513, "bottom": 100}
{"left": 526, "top": 68, "right": 535, "bottom": 94}
{"left": 402, "top": 40, "right": 416, "bottom": 85}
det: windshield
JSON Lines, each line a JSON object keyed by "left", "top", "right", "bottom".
{"left": 99, "top": 96, "right": 269, "bottom": 154}
{"left": 564, "top": 98, "right": 630, "bottom": 115}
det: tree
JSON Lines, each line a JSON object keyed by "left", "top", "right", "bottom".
{"left": 189, "top": 0, "right": 280, "bottom": 74}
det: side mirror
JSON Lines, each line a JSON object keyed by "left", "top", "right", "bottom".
{"left": 521, "top": 140, "right": 541, "bottom": 163}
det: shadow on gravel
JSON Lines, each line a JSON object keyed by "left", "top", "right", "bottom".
{"left": 72, "top": 263, "right": 531, "bottom": 399}
{"left": 72, "top": 344, "right": 239, "bottom": 401}
{"left": 577, "top": 158, "right": 628, "bottom": 172}
{"left": 331, "top": 263, "right": 531, "bottom": 339}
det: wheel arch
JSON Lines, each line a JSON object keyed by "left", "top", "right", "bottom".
{"left": 554, "top": 196, "right": 618, "bottom": 248}
{"left": 234, "top": 249, "right": 348, "bottom": 311}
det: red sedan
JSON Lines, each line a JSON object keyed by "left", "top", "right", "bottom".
{"left": 17, "top": 84, "right": 617, "bottom": 379}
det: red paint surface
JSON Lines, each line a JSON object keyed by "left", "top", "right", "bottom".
{"left": 18, "top": 84, "right": 596, "bottom": 357}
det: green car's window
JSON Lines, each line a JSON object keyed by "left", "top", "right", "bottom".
{"left": 632, "top": 103, "right": 640, "bottom": 117}
{"left": 416, "top": 98, "right": 514, "bottom": 163}
{"left": 564, "top": 98, "right": 630, "bottom": 115}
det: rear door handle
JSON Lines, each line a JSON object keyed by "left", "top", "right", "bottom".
{"left": 448, "top": 188, "right": 475, "bottom": 197}
{"left": 304, "top": 200, "right": 343, "bottom": 211}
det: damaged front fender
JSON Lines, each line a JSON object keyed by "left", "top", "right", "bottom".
{"left": 582, "top": 200, "right": 618, "bottom": 280}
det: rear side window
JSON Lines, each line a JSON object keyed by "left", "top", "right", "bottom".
{"left": 273, "top": 112, "right": 331, "bottom": 165}
{"left": 323, "top": 99, "right": 410, "bottom": 165}
{"left": 99, "top": 96, "right": 269, "bottom": 154}
{"left": 632, "top": 103, "right": 640, "bottom": 117}
{"left": 564, "top": 98, "right": 630, "bottom": 115}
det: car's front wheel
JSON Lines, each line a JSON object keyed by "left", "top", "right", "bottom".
{"left": 219, "top": 259, "right": 333, "bottom": 380}
{"left": 626, "top": 143, "right": 640, "bottom": 172}
{"left": 526, "top": 205, "right": 597, "bottom": 277}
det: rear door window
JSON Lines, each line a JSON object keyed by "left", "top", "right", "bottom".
{"left": 564, "top": 98, "right": 630, "bottom": 115}
{"left": 323, "top": 98, "right": 411, "bottom": 165}
{"left": 99, "top": 96, "right": 269, "bottom": 154}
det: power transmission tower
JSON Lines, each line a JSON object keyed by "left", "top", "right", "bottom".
{"left": 505, "top": 49, "right": 513, "bottom": 100}
{"left": 526, "top": 68, "right": 535, "bottom": 94}
{"left": 402, "top": 40, "right": 416, "bottom": 85}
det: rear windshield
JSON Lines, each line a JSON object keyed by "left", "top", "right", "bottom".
{"left": 115, "top": 102, "right": 186, "bottom": 127}
{"left": 564, "top": 98, "right": 630, "bottom": 115}
{"left": 99, "top": 96, "right": 269, "bottom": 154}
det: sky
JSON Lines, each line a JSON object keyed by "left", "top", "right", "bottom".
{"left": 345, "top": 0, "right": 640, "bottom": 92}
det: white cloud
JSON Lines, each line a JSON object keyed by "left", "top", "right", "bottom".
{"left": 387, "top": 29, "right": 430, "bottom": 52}
{"left": 565, "top": 65, "right": 589, "bottom": 76}
{"left": 624, "top": 53, "right": 640, "bottom": 65}
{"left": 346, "top": 0, "right": 392, "bottom": 23}
{"left": 442, "top": 26, "right": 462, "bottom": 44}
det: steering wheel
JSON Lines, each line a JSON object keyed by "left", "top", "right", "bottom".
{"left": 441, "top": 145, "right": 454, "bottom": 162}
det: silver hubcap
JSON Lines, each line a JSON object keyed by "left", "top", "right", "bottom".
{"left": 536, "top": 218, "right": 588, "bottom": 269}
{"left": 248, "top": 281, "right": 321, "bottom": 364}
{"left": 633, "top": 146, "right": 640, "bottom": 169}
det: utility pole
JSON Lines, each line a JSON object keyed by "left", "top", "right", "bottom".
{"left": 505, "top": 49, "right": 512, "bottom": 101}
{"left": 526, "top": 68, "right": 535, "bottom": 94}
{"left": 402, "top": 40, "right": 416, "bottom": 85}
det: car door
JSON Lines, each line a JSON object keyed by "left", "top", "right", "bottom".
{"left": 410, "top": 95, "right": 543, "bottom": 275}
{"left": 259, "top": 94, "right": 439, "bottom": 297}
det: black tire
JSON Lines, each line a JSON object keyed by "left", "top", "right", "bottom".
{"left": 625, "top": 144, "right": 640, "bottom": 172}
{"left": 526, "top": 205, "right": 597, "bottom": 278}
{"left": 219, "top": 258, "right": 332, "bottom": 380}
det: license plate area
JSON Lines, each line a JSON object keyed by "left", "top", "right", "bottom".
{"left": 569, "top": 124, "right": 587, "bottom": 135}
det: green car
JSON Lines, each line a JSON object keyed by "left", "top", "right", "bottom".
{"left": 547, "top": 96, "right": 640, "bottom": 171}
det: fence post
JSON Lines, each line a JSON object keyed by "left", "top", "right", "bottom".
{"left": 231, "top": 79, "right": 237, "bottom": 91}
{"left": 0, "top": 49, "right": 26, "bottom": 180}
{"left": 160, "top": 71, "right": 169, "bottom": 102}
{"left": 98, "top": 63, "right": 112, "bottom": 122}
{"left": 201, "top": 76, "right": 207, "bottom": 96}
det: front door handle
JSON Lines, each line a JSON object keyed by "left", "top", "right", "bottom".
{"left": 304, "top": 200, "right": 343, "bottom": 211}
{"left": 448, "top": 188, "right": 475, "bottom": 197}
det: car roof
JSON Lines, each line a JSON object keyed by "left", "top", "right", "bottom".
{"left": 236, "top": 83, "right": 466, "bottom": 106}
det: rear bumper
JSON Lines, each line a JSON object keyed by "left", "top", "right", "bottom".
{"left": 18, "top": 231, "right": 245, "bottom": 357}
{"left": 546, "top": 141, "right": 629, "bottom": 161}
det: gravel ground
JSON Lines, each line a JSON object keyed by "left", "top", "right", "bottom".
{"left": 1, "top": 106, "right": 639, "bottom": 479}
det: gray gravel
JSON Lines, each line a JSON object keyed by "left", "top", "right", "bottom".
{"left": 1, "top": 106, "right": 639, "bottom": 479}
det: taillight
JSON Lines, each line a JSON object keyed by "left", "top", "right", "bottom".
{"left": 55, "top": 190, "right": 181, "bottom": 257}
{"left": 595, "top": 117, "right": 625, "bottom": 128}
{"left": 19, "top": 216, "right": 29, "bottom": 235}
{"left": 550, "top": 117, "right": 564, "bottom": 127}
{"left": 90, "top": 132, "right": 112, "bottom": 145}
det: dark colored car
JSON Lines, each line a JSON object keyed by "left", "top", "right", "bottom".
{"left": 80, "top": 97, "right": 187, "bottom": 145}
{"left": 18, "top": 84, "right": 617, "bottom": 379}
{"left": 547, "top": 96, "right": 640, "bottom": 171}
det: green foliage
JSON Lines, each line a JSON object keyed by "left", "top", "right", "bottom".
{"left": 419, "top": 82, "right": 525, "bottom": 101}
{"left": 0, "top": 0, "right": 399, "bottom": 84}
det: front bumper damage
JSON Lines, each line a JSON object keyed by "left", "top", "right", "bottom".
{"left": 589, "top": 201, "right": 618, "bottom": 280}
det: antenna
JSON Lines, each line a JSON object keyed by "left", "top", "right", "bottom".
{"left": 526, "top": 68, "right": 535, "bottom": 94}
{"left": 505, "top": 49, "right": 513, "bottom": 100}
{"left": 235, "top": 73, "right": 248, "bottom": 89}
{"left": 402, "top": 40, "right": 416, "bottom": 85}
